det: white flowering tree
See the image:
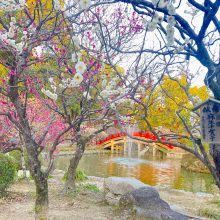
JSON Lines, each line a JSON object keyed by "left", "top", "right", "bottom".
{"left": 38, "top": 59, "right": 127, "bottom": 193}
{"left": 0, "top": 0, "right": 137, "bottom": 216}
{"left": 92, "top": 0, "right": 220, "bottom": 187}
{"left": 66, "top": 0, "right": 220, "bottom": 189}
{"left": 0, "top": 0, "right": 100, "bottom": 217}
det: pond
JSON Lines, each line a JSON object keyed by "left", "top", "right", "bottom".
{"left": 53, "top": 153, "right": 216, "bottom": 193}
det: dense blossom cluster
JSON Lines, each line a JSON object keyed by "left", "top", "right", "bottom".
{"left": 41, "top": 89, "right": 58, "bottom": 101}
{"left": 53, "top": 0, "right": 62, "bottom": 11}
{"left": 53, "top": 0, "right": 91, "bottom": 11}
{"left": 0, "top": 0, "right": 26, "bottom": 11}
{"left": 166, "top": 16, "right": 175, "bottom": 46}
{"left": 41, "top": 60, "right": 87, "bottom": 100}
{"left": 151, "top": 0, "right": 167, "bottom": 8}
{"left": 60, "top": 73, "right": 83, "bottom": 89}
{"left": 100, "top": 74, "right": 128, "bottom": 110}
{"left": 0, "top": 17, "right": 29, "bottom": 54}
{"left": 0, "top": 17, "right": 27, "bottom": 53}
{"left": 100, "top": 75, "right": 121, "bottom": 98}
{"left": 148, "top": 0, "right": 176, "bottom": 46}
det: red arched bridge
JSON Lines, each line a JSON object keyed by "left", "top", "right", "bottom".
{"left": 96, "top": 132, "right": 176, "bottom": 156}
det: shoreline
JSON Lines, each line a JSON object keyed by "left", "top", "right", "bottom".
{"left": 0, "top": 173, "right": 219, "bottom": 219}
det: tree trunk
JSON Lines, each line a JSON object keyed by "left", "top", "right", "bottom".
{"left": 212, "top": 144, "right": 220, "bottom": 181}
{"left": 8, "top": 63, "right": 49, "bottom": 219}
{"left": 64, "top": 140, "right": 86, "bottom": 193}
{"left": 23, "top": 137, "right": 49, "bottom": 219}
{"left": 35, "top": 175, "right": 48, "bottom": 220}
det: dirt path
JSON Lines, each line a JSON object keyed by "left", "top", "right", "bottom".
{"left": 0, "top": 174, "right": 219, "bottom": 220}
{"left": 0, "top": 182, "right": 120, "bottom": 220}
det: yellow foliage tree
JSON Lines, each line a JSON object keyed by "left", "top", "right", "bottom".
{"left": 137, "top": 75, "right": 209, "bottom": 133}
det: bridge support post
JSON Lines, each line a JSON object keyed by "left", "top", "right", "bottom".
{"left": 123, "top": 137, "right": 127, "bottom": 155}
{"left": 111, "top": 140, "right": 114, "bottom": 153}
{"left": 153, "top": 145, "right": 156, "bottom": 157}
{"left": 138, "top": 142, "right": 141, "bottom": 157}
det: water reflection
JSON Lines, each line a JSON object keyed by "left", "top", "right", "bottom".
{"left": 53, "top": 154, "right": 216, "bottom": 193}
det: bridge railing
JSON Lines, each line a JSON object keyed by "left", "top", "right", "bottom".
{"left": 96, "top": 132, "right": 175, "bottom": 149}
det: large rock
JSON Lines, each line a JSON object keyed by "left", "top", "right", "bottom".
{"left": 104, "top": 177, "right": 147, "bottom": 195}
{"left": 104, "top": 177, "right": 147, "bottom": 205}
{"left": 119, "top": 187, "right": 188, "bottom": 220}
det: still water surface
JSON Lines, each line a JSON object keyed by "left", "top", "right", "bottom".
{"left": 54, "top": 153, "right": 216, "bottom": 193}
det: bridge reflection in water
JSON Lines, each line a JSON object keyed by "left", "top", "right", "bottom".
{"left": 53, "top": 153, "right": 215, "bottom": 193}
{"left": 77, "top": 154, "right": 215, "bottom": 193}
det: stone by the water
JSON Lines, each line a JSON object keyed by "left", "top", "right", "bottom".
{"left": 119, "top": 187, "right": 188, "bottom": 220}
{"left": 104, "top": 177, "right": 149, "bottom": 205}
{"left": 104, "top": 176, "right": 148, "bottom": 195}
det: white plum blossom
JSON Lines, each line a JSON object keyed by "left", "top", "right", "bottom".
{"left": 184, "top": 38, "right": 190, "bottom": 44}
{"left": 147, "top": 12, "right": 162, "bottom": 31}
{"left": 0, "top": 0, "right": 26, "bottom": 11}
{"left": 75, "top": 61, "right": 87, "bottom": 74}
{"left": 51, "top": 85, "right": 57, "bottom": 92}
{"left": 167, "top": 16, "right": 176, "bottom": 26}
{"left": 49, "top": 77, "right": 54, "bottom": 83}
{"left": 71, "top": 53, "right": 78, "bottom": 62}
{"left": 151, "top": 0, "right": 159, "bottom": 6}
{"left": 11, "top": 17, "right": 16, "bottom": 23}
{"left": 41, "top": 88, "right": 57, "bottom": 101}
{"left": 166, "top": 16, "right": 176, "bottom": 46}
{"left": 0, "top": 16, "right": 28, "bottom": 54}
{"left": 102, "top": 79, "right": 107, "bottom": 87}
{"left": 16, "top": 42, "right": 25, "bottom": 53}
{"left": 8, "top": 29, "right": 15, "bottom": 38}
{"left": 19, "top": 0, "right": 26, "bottom": 5}
{"left": 53, "top": 0, "right": 61, "bottom": 11}
{"left": 79, "top": 0, "right": 91, "bottom": 10}
{"left": 158, "top": 0, "right": 168, "bottom": 8}
{"left": 60, "top": 78, "right": 69, "bottom": 88}
{"left": 100, "top": 90, "right": 109, "bottom": 99}
{"left": 110, "top": 103, "right": 116, "bottom": 110}
{"left": 99, "top": 75, "right": 126, "bottom": 100}
{"left": 59, "top": 74, "right": 84, "bottom": 88}
{"left": 74, "top": 73, "right": 83, "bottom": 84}
{"left": 83, "top": 92, "right": 91, "bottom": 100}
{"left": 72, "top": 36, "right": 80, "bottom": 48}
{"left": 48, "top": 77, "right": 57, "bottom": 92}
{"left": 153, "top": 13, "right": 160, "bottom": 23}
{"left": 174, "top": 45, "right": 184, "bottom": 53}
{"left": 148, "top": 21, "right": 157, "bottom": 31}
{"left": 167, "top": 3, "right": 176, "bottom": 15}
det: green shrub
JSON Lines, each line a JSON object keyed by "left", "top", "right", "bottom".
{"left": 62, "top": 169, "right": 88, "bottom": 182}
{"left": 79, "top": 183, "right": 99, "bottom": 192}
{"left": 0, "top": 153, "right": 16, "bottom": 195}
{"left": 9, "top": 150, "right": 22, "bottom": 171}
{"left": 75, "top": 169, "right": 88, "bottom": 181}
{"left": 9, "top": 150, "right": 29, "bottom": 171}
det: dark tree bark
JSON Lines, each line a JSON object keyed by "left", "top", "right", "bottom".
{"left": 206, "top": 65, "right": 220, "bottom": 187}
{"left": 35, "top": 175, "right": 48, "bottom": 219}
{"left": 212, "top": 144, "right": 220, "bottom": 178}
{"left": 22, "top": 136, "right": 49, "bottom": 219}
{"left": 8, "top": 70, "right": 49, "bottom": 219}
